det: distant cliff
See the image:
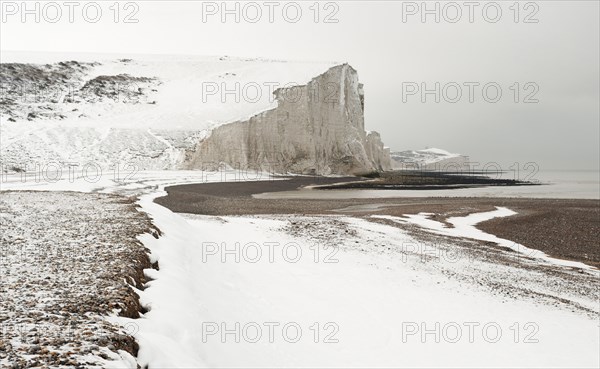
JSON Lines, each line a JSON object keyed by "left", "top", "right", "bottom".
{"left": 390, "top": 148, "right": 470, "bottom": 171}
{"left": 187, "top": 64, "right": 391, "bottom": 175}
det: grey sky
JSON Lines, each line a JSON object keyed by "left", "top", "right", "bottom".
{"left": 1, "top": 0, "right": 598, "bottom": 170}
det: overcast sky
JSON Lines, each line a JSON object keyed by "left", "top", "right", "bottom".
{"left": 1, "top": 0, "right": 598, "bottom": 170}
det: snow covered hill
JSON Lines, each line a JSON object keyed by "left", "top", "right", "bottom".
{"left": 0, "top": 52, "right": 390, "bottom": 175}
{"left": 391, "top": 148, "right": 470, "bottom": 171}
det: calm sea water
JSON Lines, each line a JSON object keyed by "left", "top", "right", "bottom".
{"left": 255, "top": 170, "right": 600, "bottom": 200}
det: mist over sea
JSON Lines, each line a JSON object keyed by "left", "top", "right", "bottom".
{"left": 533, "top": 170, "right": 600, "bottom": 199}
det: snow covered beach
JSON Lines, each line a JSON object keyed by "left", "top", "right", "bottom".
{"left": 0, "top": 191, "right": 154, "bottom": 368}
{"left": 1, "top": 171, "right": 598, "bottom": 368}
{"left": 0, "top": 51, "right": 597, "bottom": 368}
{"left": 158, "top": 176, "right": 600, "bottom": 269}
{"left": 136, "top": 186, "right": 600, "bottom": 368}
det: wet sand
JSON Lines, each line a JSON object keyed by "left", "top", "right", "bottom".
{"left": 155, "top": 177, "right": 600, "bottom": 269}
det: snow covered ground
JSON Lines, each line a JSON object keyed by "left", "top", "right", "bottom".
{"left": 2, "top": 170, "right": 598, "bottom": 368}
{"left": 2, "top": 51, "right": 336, "bottom": 130}
{"left": 128, "top": 190, "right": 598, "bottom": 368}
{"left": 374, "top": 207, "right": 595, "bottom": 270}
{"left": 0, "top": 191, "right": 153, "bottom": 368}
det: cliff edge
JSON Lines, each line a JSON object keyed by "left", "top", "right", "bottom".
{"left": 187, "top": 64, "right": 391, "bottom": 175}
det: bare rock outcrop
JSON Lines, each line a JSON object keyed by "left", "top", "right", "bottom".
{"left": 186, "top": 64, "right": 391, "bottom": 175}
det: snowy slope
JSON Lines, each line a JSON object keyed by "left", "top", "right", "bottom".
{"left": 1, "top": 51, "right": 337, "bottom": 171}
{"left": 1, "top": 51, "right": 336, "bottom": 129}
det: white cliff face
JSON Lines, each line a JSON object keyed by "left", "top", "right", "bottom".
{"left": 366, "top": 131, "right": 392, "bottom": 173}
{"left": 1, "top": 53, "right": 390, "bottom": 175}
{"left": 187, "top": 64, "right": 391, "bottom": 175}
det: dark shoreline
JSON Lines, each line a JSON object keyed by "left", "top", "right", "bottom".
{"left": 315, "top": 170, "right": 542, "bottom": 190}
{"left": 155, "top": 176, "right": 600, "bottom": 269}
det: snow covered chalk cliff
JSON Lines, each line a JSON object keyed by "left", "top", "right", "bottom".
{"left": 188, "top": 64, "right": 391, "bottom": 175}
{"left": 391, "top": 147, "right": 470, "bottom": 171}
{"left": 0, "top": 52, "right": 390, "bottom": 175}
